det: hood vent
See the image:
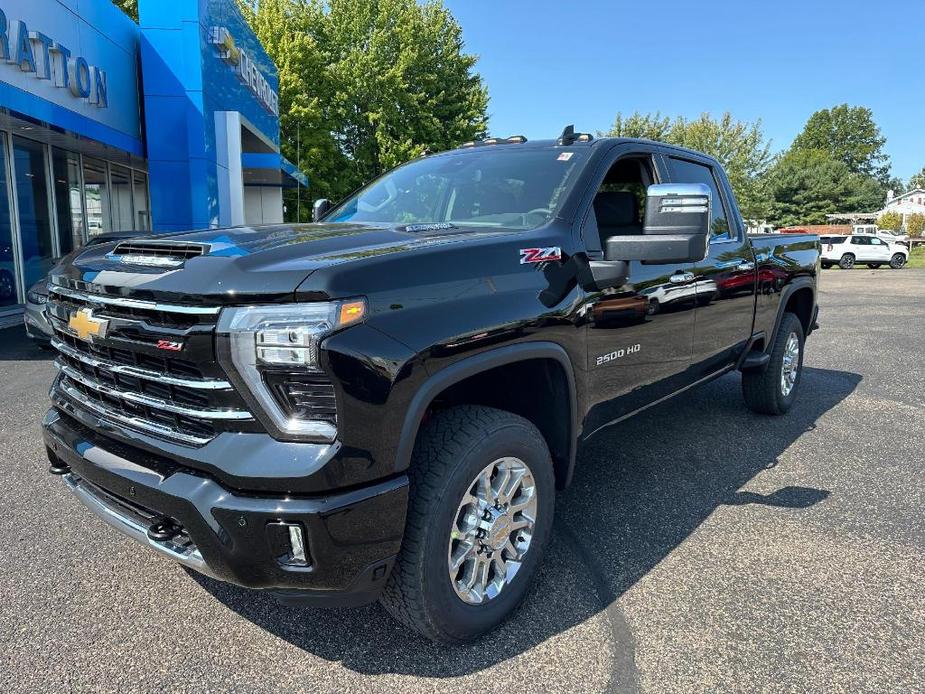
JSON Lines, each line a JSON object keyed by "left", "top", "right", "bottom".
{"left": 109, "top": 241, "right": 207, "bottom": 268}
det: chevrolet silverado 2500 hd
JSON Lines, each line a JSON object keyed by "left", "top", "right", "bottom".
{"left": 42, "top": 129, "right": 820, "bottom": 642}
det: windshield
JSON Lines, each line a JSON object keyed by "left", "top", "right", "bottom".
{"left": 329, "top": 148, "right": 586, "bottom": 230}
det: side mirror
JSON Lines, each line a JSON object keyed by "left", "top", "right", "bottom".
{"left": 312, "top": 198, "right": 333, "bottom": 222}
{"left": 605, "top": 183, "right": 710, "bottom": 264}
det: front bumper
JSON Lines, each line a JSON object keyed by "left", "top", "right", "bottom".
{"left": 23, "top": 302, "right": 53, "bottom": 343}
{"left": 43, "top": 409, "right": 408, "bottom": 606}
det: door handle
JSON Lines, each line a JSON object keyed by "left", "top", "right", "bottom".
{"left": 669, "top": 272, "right": 695, "bottom": 284}
{"left": 737, "top": 261, "right": 756, "bottom": 272}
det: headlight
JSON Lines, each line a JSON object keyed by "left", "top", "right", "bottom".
{"left": 27, "top": 290, "right": 47, "bottom": 305}
{"left": 217, "top": 299, "right": 366, "bottom": 441}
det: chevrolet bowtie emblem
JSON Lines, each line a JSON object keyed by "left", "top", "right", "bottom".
{"left": 68, "top": 308, "right": 109, "bottom": 342}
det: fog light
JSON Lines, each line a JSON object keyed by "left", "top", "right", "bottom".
{"left": 267, "top": 521, "right": 310, "bottom": 567}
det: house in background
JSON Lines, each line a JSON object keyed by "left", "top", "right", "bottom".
{"left": 880, "top": 189, "right": 925, "bottom": 228}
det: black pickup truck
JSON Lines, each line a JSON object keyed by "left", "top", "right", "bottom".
{"left": 42, "top": 129, "right": 819, "bottom": 642}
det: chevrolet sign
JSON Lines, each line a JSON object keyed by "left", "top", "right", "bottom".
{"left": 208, "top": 26, "right": 278, "bottom": 116}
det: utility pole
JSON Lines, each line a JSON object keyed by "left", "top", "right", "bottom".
{"left": 296, "top": 125, "right": 301, "bottom": 222}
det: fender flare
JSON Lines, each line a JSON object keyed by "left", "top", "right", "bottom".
{"left": 766, "top": 277, "right": 816, "bottom": 351}
{"left": 395, "top": 341, "right": 579, "bottom": 488}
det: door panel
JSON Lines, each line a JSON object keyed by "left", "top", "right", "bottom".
{"left": 665, "top": 156, "right": 756, "bottom": 375}
{"left": 581, "top": 149, "right": 697, "bottom": 434}
{"left": 690, "top": 237, "right": 757, "bottom": 373}
{"left": 583, "top": 260, "right": 698, "bottom": 432}
{"left": 869, "top": 237, "right": 891, "bottom": 261}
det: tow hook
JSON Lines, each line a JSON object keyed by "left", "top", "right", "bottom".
{"left": 147, "top": 518, "right": 182, "bottom": 542}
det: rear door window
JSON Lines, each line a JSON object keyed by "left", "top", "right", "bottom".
{"left": 666, "top": 157, "right": 731, "bottom": 240}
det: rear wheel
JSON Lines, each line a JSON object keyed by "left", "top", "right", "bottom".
{"left": 890, "top": 253, "right": 906, "bottom": 269}
{"left": 742, "top": 312, "right": 805, "bottom": 416}
{"left": 839, "top": 254, "right": 855, "bottom": 270}
{"left": 381, "top": 406, "right": 555, "bottom": 643}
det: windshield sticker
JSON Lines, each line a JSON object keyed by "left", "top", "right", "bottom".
{"left": 520, "top": 247, "right": 562, "bottom": 264}
{"left": 557, "top": 152, "right": 574, "bottom": 161}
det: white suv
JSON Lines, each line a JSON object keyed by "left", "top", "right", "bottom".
{"left": 821, "top": 234, "right": 908, "bottom": 270}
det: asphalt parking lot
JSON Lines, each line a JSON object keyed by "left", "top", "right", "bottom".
{"left": 1, "top": 269, "right": 923, "bottom": 693}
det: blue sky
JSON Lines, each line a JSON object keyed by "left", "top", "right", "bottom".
{"left": 444, "top": 0, "right": 924, "bottom": 181}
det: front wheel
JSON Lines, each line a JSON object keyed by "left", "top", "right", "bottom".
{"left": 742, "top": 312, "right": 805, "bottom": 415}
{"left": 381, "top": 406, "right": 555, "bottom": 643}
{"left": 839, "top": 254, "right": 855, "bottom": 270}
{"left": 890, "top": 253, "right": 906, "bottom": 269}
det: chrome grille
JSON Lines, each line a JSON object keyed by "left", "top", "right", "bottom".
{"left": 47, "top": 281, "right": 253, "bottom": 446}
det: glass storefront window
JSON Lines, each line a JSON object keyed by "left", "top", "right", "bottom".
{"left": 133, "top": 171, "right": 150, "bottom": 230}
{"left": 12, "top": 136, "right": 54, "bottom": 290}
{"left": 83, "top": 157, "right": 111, "bottom": 237}
{"left": 0, "top": 136, "right": 16, "bottom": 306}
{"left": 52, "top": 148, "right": 85, "bottom": 256}
{"left": 110, "top": 164, "right": 134, "bottom": 231}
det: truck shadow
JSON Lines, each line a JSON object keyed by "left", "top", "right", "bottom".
{"left": 190, "top": 366, "right": 860, "bottom": 678}
{"left": 0, "top": 327, "right": 56, "bottom": 361}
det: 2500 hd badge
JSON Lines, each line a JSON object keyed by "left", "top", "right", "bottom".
{"left": 42, "top": 126, "right": 819, "bottom": 643}
{"left": 596, "top": 343, "right": 642, "bottom": 366}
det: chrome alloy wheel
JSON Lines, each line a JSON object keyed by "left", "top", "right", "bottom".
{"left": 447, "top": 457, "right": 538, "bottom": 605}
{"left": 781, "top": 331, "right": 800, "bottom": 397}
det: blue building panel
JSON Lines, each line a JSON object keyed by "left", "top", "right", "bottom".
{"left": 138, "top": 27, "right": 204, "bottom": 97}
{"left": 139, "top": 0, "right": 289, "bottom": 231}
{"left": 0, "top": 0, "right": 142, "bottom": 147}
{"left": 0, "top": 0, "right": 306, "bottom": 239}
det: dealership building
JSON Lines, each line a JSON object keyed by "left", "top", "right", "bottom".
{"left": 0, "top": 0, "right": 307, "bottom": 321}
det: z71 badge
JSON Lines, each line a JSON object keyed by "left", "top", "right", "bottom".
{"left": 520, "top": 247, "right": 562, "bottom": 264}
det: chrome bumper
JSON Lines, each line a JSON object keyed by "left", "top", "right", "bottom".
{"left": 61, "top": 472, "right": 218, "bottom": 580}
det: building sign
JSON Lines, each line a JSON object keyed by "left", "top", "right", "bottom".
{"left": 0, "top": 6, "right": 108, "bottom": 108}
{"left": 208, "top": 26, "right": 278, "bottom": 116}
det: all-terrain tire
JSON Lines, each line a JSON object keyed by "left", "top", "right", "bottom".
{"left": 742, "top": 312, "right": 805, "bottom": 416}
{"left": 380, "top": 406, "right": 555, "bottom": 643}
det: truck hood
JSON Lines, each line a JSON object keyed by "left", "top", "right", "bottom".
{"left": 54, "top": 222, "right": 509, "bottom": 305}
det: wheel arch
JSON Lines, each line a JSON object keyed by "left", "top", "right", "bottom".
{"left": 396, "top": 342, "right": 579, "bottom": 490}
{"left": 768, "top": 279, "right": 816, "bottom": 350}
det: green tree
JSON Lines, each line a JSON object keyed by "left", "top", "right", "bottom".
{"left": 766, "top": 148, "right": 884, "bottom": 227}
{"left": 906, "top": 213, "right": 925, "bottom": 238}
{"left": 908, "top": 167, "right": 925, "bottom": 190}
{"left": 877, "top": 211, "right": 902, "bottom": 231}
{"left": 240, "top": 0, "right": 488, "bottom": 210}
{"left": 603, "top": 112, "right": 673, "bottom": 141}
{"left": 111, "top": 0, "right": 137, "bottom": 21}
{"left": 791, "top": 104, "right": 890, "bottom": 181}
{"left": 603, "top": 111, "right": 772, "bottom": 222}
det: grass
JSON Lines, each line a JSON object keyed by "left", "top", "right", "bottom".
{"left": 907, "top": 245, "right": 925, "bottom": 269}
